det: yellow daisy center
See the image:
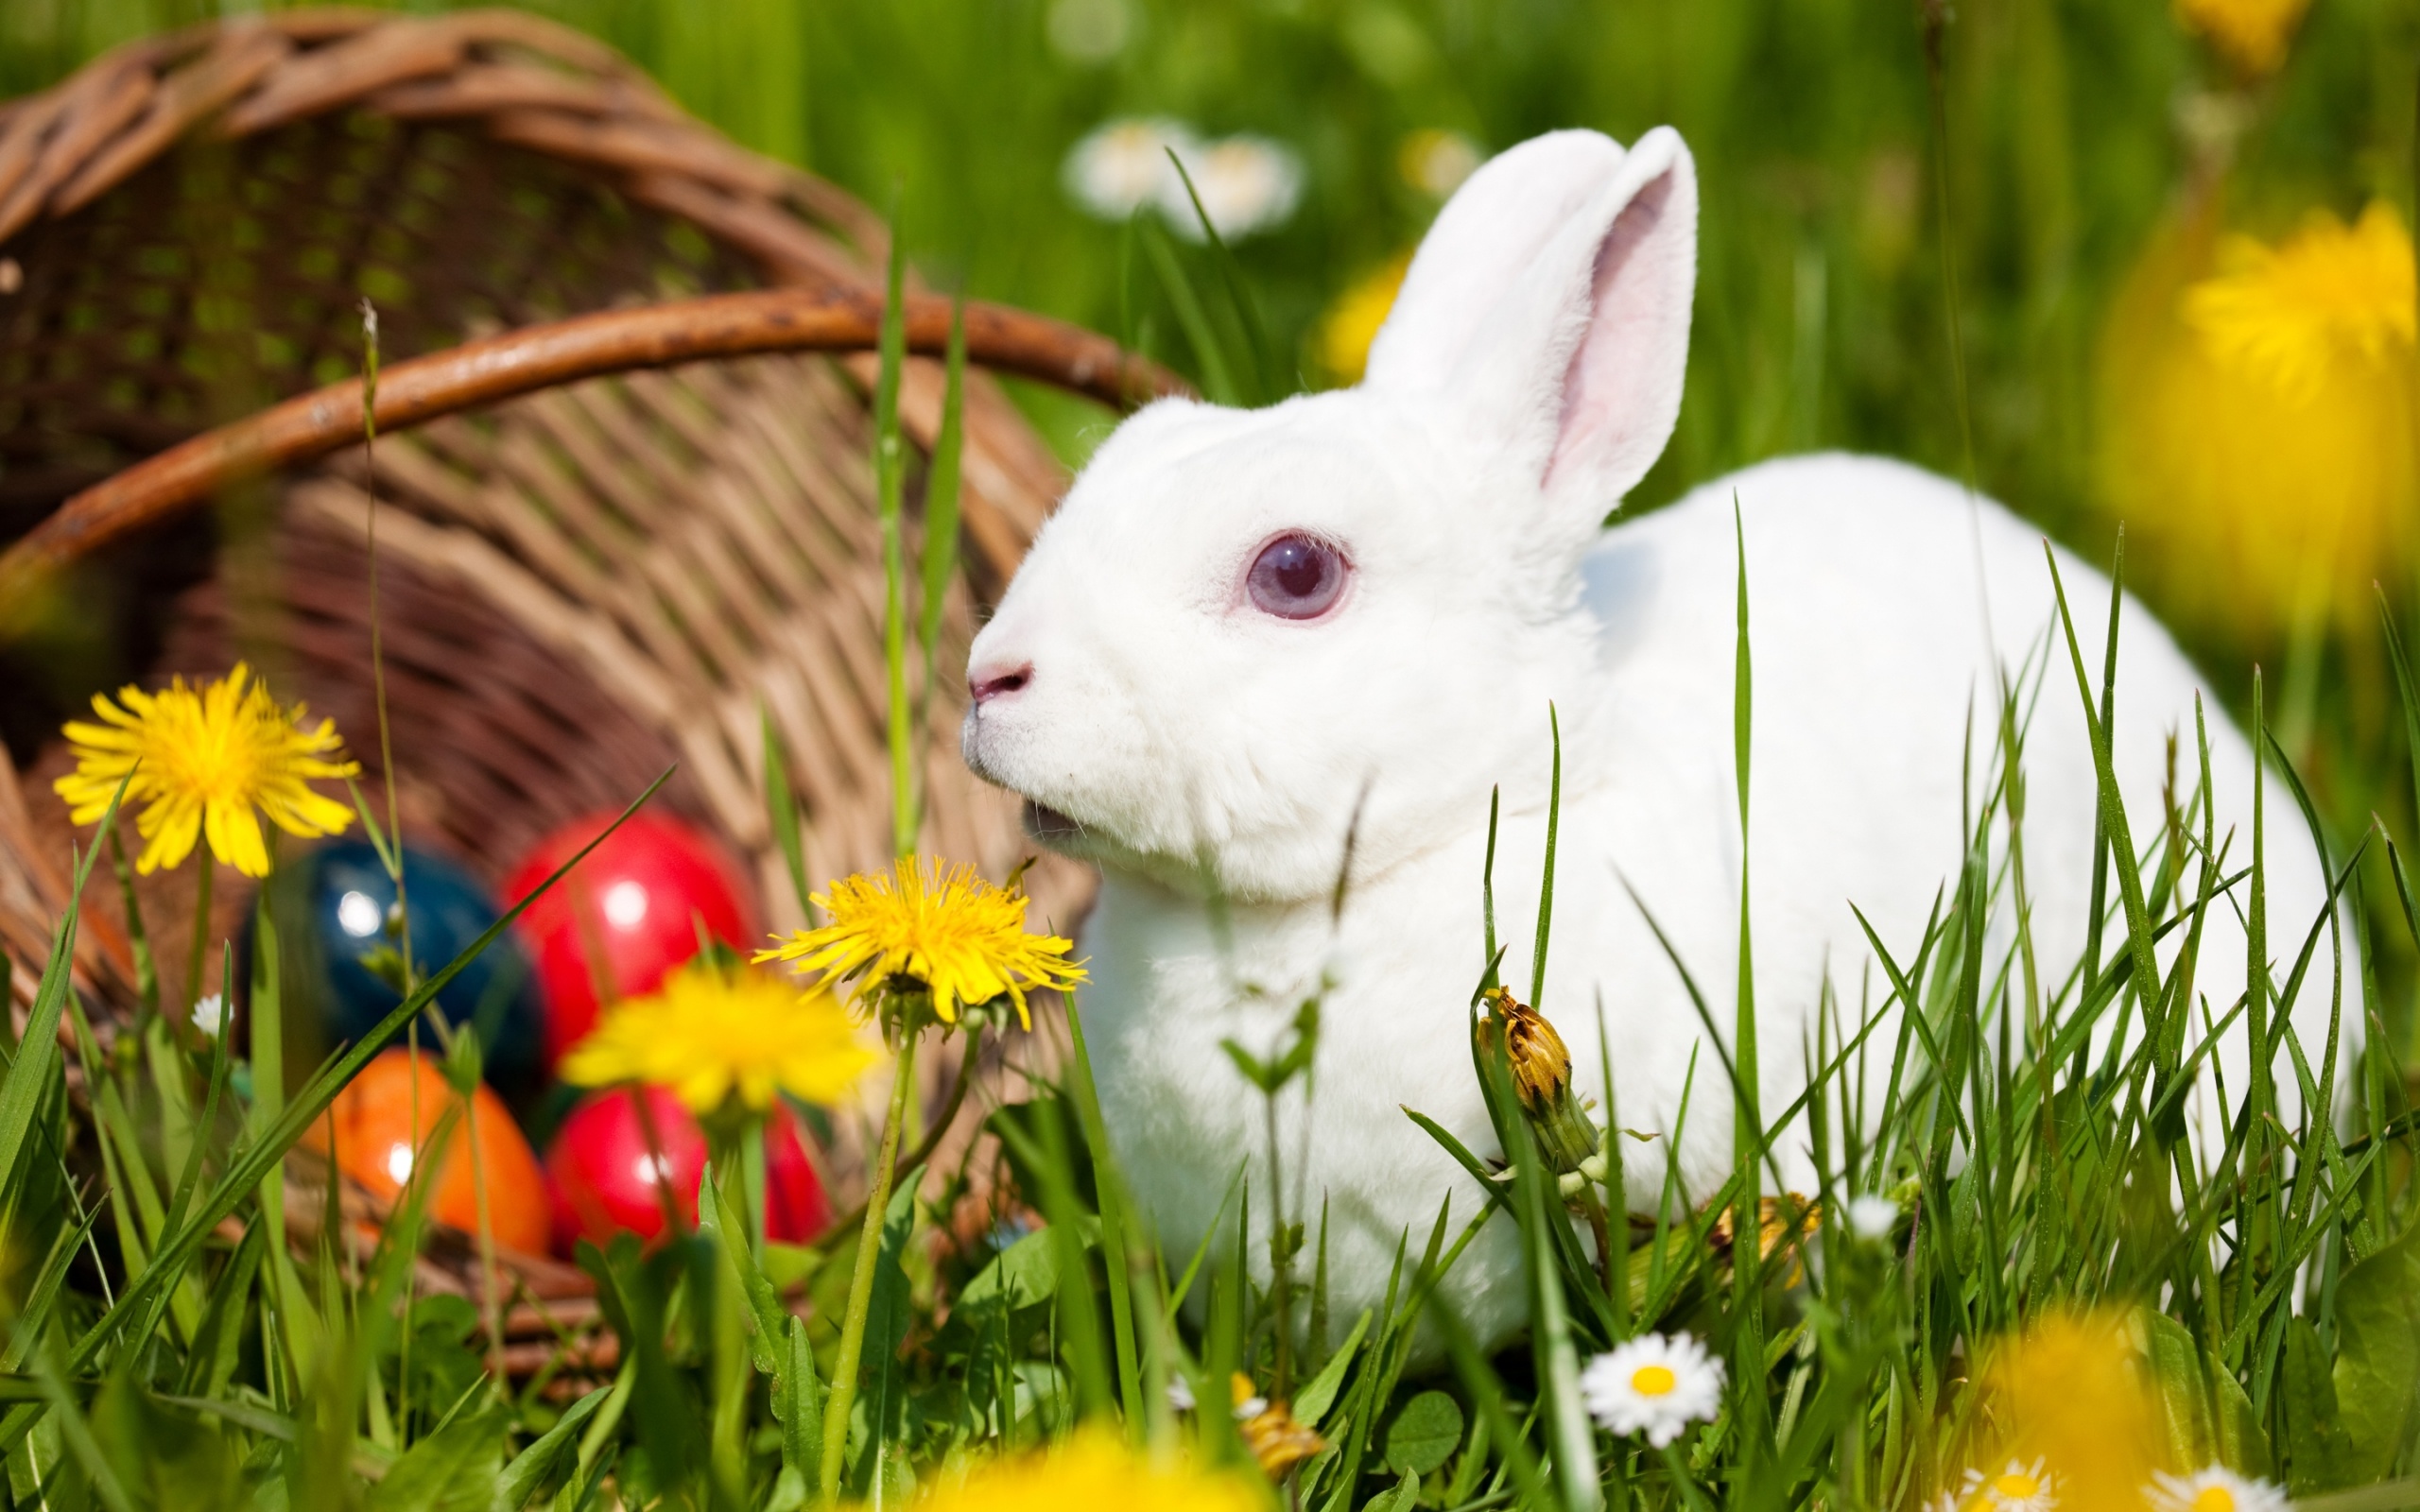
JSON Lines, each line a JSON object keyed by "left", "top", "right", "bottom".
{"left": 1993, "top": 1473, "right": 2041, "bottom": 1499}
{"left": 2191, "top": 1488, "right": 2237, "bottom": 1512}
{"left": 1631, "top": 1364, "right": 1678, "bottom": 1398}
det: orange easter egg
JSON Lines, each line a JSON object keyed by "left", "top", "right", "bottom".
{"left": 305, "top": 1047, "right": 550, "bottom": 1255}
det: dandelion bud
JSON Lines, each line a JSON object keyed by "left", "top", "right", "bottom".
{"left": 1475, "top": 986, "right": 1599, "bottom": 1177}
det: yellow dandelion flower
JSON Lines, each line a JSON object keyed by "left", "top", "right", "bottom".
{"left": 1317, "top": 253, "right": 1410, "bottom": 386}
{"left": 54, "top": 662, "right": 358, "bottom": 877}
{"left": 2098, "top": 204, "right": 2417, "bottom": 642}
{"left": 2174, "top": 0, "right": 2310, "bottom": 77}
{"left": 1967, "top": 1311, "right": 2162, "bottom": 1512}
{"left": 2187, "top": 202, "right": 2415, "bottom": 402}
{"left": 907, "top": 1428, "right": 1262, "bottom": 1512}
{"left": 561, "top": 957, "right": 878, "bottom": 1113}
{"left": 754, "top": 857, "right": 1083, "bottom": 1030}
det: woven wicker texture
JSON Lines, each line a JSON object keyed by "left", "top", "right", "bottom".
{"left": 0, "top": 9, "right": 1101, "bottom": 1029}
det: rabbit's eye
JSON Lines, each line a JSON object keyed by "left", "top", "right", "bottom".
{"left": 1247, "top": 534, "right": 1348, "bottom": 620}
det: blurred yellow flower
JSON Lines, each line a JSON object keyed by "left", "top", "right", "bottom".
{"left": 2097, "top": 204, "right": 2416, "bottom": 643}
{"left": 1317, "top": 253, "right": 1410, "bottom": 386}
{"left": 908, "top": 1429, "right": 1263, "bottom": 1512}
{"left": 2188, "top": 203, "right": 2414, "bottom": 402}
{"left": 2173, "top": 0, "right": 2310, "bottom": 76}
{"left": 1962, "top": 1312, "right": 2162, "bottom": 1512}
{"left": 755, "top": 857, "right": 1083, "bottom": 1029}
{"left": 55, "top": 662, "right": 357, "bottom": 877}
{"left": 562, "top": 958, "right": 876, "bottom": 1113}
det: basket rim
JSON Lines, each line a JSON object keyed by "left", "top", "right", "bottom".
{"left": 0, "top": 7, "right": 890, "bottom": 269}
{"left": 0, "top": 285, "right": 1187, "bottom": 630}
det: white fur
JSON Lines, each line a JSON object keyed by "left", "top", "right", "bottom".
{"left": 962, "top": 129, "right": 2350, "bottom": 1347}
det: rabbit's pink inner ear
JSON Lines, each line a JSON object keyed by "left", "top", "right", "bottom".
{"left": 1543, "top": 153, "right": 1698, "bottom": 505}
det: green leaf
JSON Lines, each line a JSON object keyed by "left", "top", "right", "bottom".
{"left": 1290, "top": 1308, "right": 1371, "bottom": 1431}
{"left": 703, "top": 1169, "right": 788, "bottom": 1374}
{"left": 2282, "top": 1316, "right": 2349, "bottom": 1494}
{"left": 496, "top": 1389, "right": 606, "bottom": 1508}
{"left": 0, "top": 781, "right": 124, "bottom": 1233}
{"left": 1383, "top": 1390, "right": 1464, "bottom": 1478}
{"left": 779, "top": 1317, "right": 823, "bottom": 1482}
{"left": 914, "top": 296, "right": 969, "bottom": 803}
{"left": 367, "top": 1406, "right": 507, "bottom": 1512}
{"left": 955, "top": 1219, "right": 1098, "bottom": 1313}
{"left": 760, "top": 708, "right": 812, "bottom": 925}
{"left": 2141, "top": 1310, "right": 2216, "bottom": 1469}
{"left": 847, "top": 1177, "right": 920, "bottom": 1491}
{"left": 2334, "top": 1216, "right": 2420, "bottom": 1484}
{"left": 1366, "top": 1467, "right": 1421, "bottom": 1512}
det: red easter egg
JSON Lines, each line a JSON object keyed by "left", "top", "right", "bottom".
{"left": 545, "top": 1087, "right": 831, "bottom": 1253}
{"left": 305, "top": 1048, "right": 552, "bottom": 1255}
{"left": 502, "top": 813, "right": 756, "bottom": 1069}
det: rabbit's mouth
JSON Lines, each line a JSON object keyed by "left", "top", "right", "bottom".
{"left": 1021, "top": 799, "right": 1087, "bottom": 848}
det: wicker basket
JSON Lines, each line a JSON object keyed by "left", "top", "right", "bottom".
{"left": 0, "top": 9, "right": 1173, "bottom": 1345}
{"left": 0, "top": 8, "right": 1178, "bottom": 1016}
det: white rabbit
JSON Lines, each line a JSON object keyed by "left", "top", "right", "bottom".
{"left": 960, "top": 128, "right": 2353, "bottom": 1348}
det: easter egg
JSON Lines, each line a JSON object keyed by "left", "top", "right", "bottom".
{"left": 273, "top": 841, "right": 544, "bottom": 1086}
{"left": 306, "top": 1048, "right": 551, "bottom": 1254}
{"left": 501, "top": 814, "right": 756, "bottom": 1068}
{"left": 545, "top": 1086, "right": 830, "bottom": 1252}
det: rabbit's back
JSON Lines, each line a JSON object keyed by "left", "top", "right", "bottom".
{"left": 1577, "top": 453, "right": 2344, "bottom": 1169}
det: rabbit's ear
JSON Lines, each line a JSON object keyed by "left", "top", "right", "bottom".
{"left": 1365, "top": 128, "right": 1697, "bottom": 526}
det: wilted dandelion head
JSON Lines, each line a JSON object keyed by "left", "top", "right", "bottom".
{"left": 1230, "top": 1372, "right": 1325, "bottom": 1478}
{"left": 2173, "top": 0, "right": 2311, "bottom": 77}
{"left": 1474, "top": 985, "right": 1572, "bottom": 1114}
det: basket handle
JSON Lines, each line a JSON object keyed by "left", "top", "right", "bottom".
{"left": 0, "top": 286, "right": 1188, "bottom": 638}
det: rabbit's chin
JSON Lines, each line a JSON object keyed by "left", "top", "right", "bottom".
{"left": 1019, "top": 799, "right": 1087, "bottom": 849}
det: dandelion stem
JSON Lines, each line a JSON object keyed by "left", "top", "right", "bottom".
{"left": 820, "top": 1028, "right": 918, "bottom": 1502}
{"left": 183, "top": 856, "right": 213, "bottom": 1024}
{"left": 358, "top": 300, "right": 412, "bottom": 996}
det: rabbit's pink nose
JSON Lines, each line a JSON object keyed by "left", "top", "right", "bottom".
{"left": 969, "top": 662, "right": 1033, "bottom": 707}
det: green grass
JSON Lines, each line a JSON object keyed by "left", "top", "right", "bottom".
{"left": 5, "top": 0, "right": 2420, "bottom": 1506}
{"left": 3, "top": 496, "right": 2417, "bottom": 1508}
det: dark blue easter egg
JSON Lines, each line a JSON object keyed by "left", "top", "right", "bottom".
{"left": 291, "top": 841, "right": 543, "bottom": 1085}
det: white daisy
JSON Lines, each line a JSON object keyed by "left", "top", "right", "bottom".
{"left": 1577, "top": 1332, "right": 1725, "bottom": 1448}
{"left": 2147, "top": 1468, "right": 2288, "bottom": 1512}
{"left": 1845, "top": 1193, "right": 1899, "bottom": 1240}
{"left": 1160, "top": 135, "right": 1303, "bottom": 242}
{"left": 1063, "top": 118, "right": 1201, "bottom": 221}
{"left": 191, "top": 992, "right": 226, "bottom": 1040}
{"left": 1962, "top": 1457, "right": 2058, "bottom": 1512}
{"left": 1165, "top": 1373, "right": 1196, "bottom": 1413}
